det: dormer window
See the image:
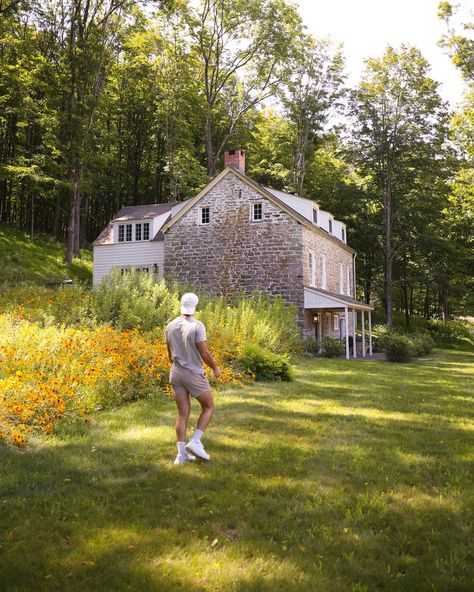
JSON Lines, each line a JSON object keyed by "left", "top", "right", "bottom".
{"left": 312, "top": 207, "right": 318, "bottom": 224}
{"left": 341, "top": 227, "right": 346, "bottom": 242}
{"left": 117, "top": 221, "right": 151, "bottom": 242}
{"left": 200, "top": 207, "right": 210, "bottom": 225}
{"left": 252, "top": 202, "right": 263, "bottom": 221}
{"left": 328, "top": 218, "right": 333, "bottom": 234}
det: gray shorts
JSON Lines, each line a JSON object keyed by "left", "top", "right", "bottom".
{"left": 169, "top": 363, "right": 210, "bottom": 398}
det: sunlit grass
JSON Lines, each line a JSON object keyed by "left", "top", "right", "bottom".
{"left": 0, "top": 224, "right": 92, "bottom": 284}
{"left": 1, "top": 347, "right": 473, "bottom": 591}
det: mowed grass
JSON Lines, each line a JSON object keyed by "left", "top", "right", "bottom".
{"left": 0, "top": 225, "right": 92, "bottom": 284}
{"left": 1, "top": 347, "right": 473, "bottom": 592}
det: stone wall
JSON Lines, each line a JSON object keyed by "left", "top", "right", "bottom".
{"left": 302, "top": 226, "right": 354, "bottom": 335}
{"left": 164, "top": 172, "right": 306, "bottom": 323}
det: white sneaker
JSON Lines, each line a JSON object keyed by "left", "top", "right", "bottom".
{"left": 186, "top": 439, "right": 210, "bottom": 461}
{"left": 173, "top": 452, "right": 196, "bottom": 465}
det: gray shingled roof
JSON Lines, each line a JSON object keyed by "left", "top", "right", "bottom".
{"left": 93, "top": 203, "right": 175, "bottom": 245}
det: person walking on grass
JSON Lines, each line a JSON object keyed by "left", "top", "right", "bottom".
{"left": 166, "top": 292, "right": 221, "bottom": 465}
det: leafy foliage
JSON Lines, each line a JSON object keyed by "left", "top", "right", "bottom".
{"left": 238, "top": 343, "right": 294, "bottom": 381}
{"left": 320, "top": 336, "right": 344, "bottom": 358}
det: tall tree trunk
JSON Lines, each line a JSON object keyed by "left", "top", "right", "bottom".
{"left": 384, "top": 182, "right": 393, "bottom": 329}
{"left": 205, "top": 114, "right": 214, "bottom": 177}
{"left": 66, "top": 158, "right": 81, "bottom": 262}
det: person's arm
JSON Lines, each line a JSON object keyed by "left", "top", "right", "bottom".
{"left": 166, "top": 342, "right": 172, "bottom": 363}
{"left": 196, "top": 341, "right": 221, "bottom": 378}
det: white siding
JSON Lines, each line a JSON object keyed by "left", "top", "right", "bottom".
{"left": 93, "top": 242, "right": 164, "bottom": 285}
{"left": 333, "top": 220, "right": 346, "bottom": 243}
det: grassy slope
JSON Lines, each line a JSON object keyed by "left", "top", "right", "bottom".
{"left": 1, "top": 346, "right": 473, "bottom": 592}
{"left": 0, "top": 224, "right": 92, "bottom": 284}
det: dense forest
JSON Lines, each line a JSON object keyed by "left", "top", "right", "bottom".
{"left": 0, "top": 0, "right": 472, "bottom": 323}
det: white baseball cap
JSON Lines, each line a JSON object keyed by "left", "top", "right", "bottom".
{"left": 181, "top": 292, "right": 199, "bottom": 315}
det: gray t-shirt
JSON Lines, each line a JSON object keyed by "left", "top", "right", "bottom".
{"left": 165, "top": 316, "right": 207, "bottom": 373}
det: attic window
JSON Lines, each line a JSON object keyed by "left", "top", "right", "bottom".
{"left": 252, "top": 202, "right": 263, "bottom": 221}
{"left": 312, "top": 208, "right": 318, "bottom": 224}
{"left": 118, "top": 225, "right": 125, "bottom": 242}
{"left": 200, "top": 207, "right": 210, "bottom": 225}
{"left": 341, "top": 227, "right": 346, "bottom": 242}
{"left": 328, "top": 218, "right": 333, "bottom": 234}
{"left": 143, "top": 222, "right": 150, "bottom": 240}
{"left": 135, "top": 223, "right": 142, "bottom": 241}
{"left": 126, "top": 224, "right": 133, "bottom": 241}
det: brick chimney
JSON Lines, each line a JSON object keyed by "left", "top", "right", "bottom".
{"left": 224, "top": 149, "right": 245, "bottom": 173}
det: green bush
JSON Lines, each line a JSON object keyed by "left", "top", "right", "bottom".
{"left": 321, "top": 336, "right": 344, "bottom": 358}
{"left": 91, "top": 269, "right": 180, "bottom": 330}
{"left": 427, "top": 319, "right": 472, "bottom": 342}
{"left": 411, "top": 333, "right": 435, "bottom": 356}
{"left": 420, "top": 333, "right": 435, "bottom": 353}
{"left": 384, "top": 333, "right": 416, "bottom": 362}
{"left": 303, "top": 336, "right": 319, "bottom": 355}
{"left": 197, "top": 291, "right": 301, "bottom": 355}
{"left": 238, "top": 343, "right": 294, "bottom": 381}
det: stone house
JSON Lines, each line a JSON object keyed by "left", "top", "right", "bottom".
{"left": 93, "top": 150, "right": 374, "bottom": 358}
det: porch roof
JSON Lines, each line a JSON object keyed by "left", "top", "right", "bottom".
{"left": 304, "top": 287, "right": 374, "bottom": 312}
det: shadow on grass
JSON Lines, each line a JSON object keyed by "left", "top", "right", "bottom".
{"left": 1, "top": 346, "right": 473, "bottom": 591}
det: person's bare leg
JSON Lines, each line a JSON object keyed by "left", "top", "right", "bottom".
{"left": 187, "top": 390, "right": 215, "bottom": 460}
{"left": 175, "top": 392, "right": 191, "bottom": 442}
{"left": 195, "top": 390, "right": 214, "bottom": 432}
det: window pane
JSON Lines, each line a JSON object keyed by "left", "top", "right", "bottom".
{"left": 253, "top": 203, "right": 262, "bottom": 220}
{"left": 126, "top": 224, "right": 132, "bottom": 241}
{"left": 135, "top": 223, "right": 142, "bottom": 241}
{"left": 118, "top": 225, "right": 124, "bottom": 242}
{"left": 328, "top": 219, "right": 333, "bottom": 233}
{"left": 201, "top": 207, "right": 210, "bottom": 224}
{"left": 313, "top": 209, "right": 318, "bottom": 224}
{"left": 143, "top": 222, "right": 150, "bottom": 240}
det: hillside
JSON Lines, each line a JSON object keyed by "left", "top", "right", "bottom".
{"left": 0, "top": 224, "right": 92, "bottom": 285}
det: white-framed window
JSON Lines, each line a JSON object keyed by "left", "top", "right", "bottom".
{"left": 346, "top": 265, "right": 352, "bottom": 296}
{"left": 309, "top": 250, "right": 316, "bottom": 287}
{"left": 333, "top": 314, "right": 339, "bottom": 330}
{"left": 199, "top": 207, "right": 210, "bottom": 225}
{"left": 121, "top": 266, "right": 151, "bottom": 274}
{"left": 251, "top": 202, "right": 263, "bottom": 221}
{"left": 312, "top": 207, "right": 318, "bottom": 224}
{"left": 341, "top": 227, "right": 346, "bottom": 242}
{"left": 319, "top": 254, "right": 327, "bottom": 290}
{"left": 135, "top": 223, "right": 142, "bottom": 241}
{"left": 328, "top": 217, "right": 333, "bottom": 234}
{"left": 339, "top": 263, "right": 345, "bottom": 295}
{"left": 117, "top": 221, "right": 151, "bottom": 243}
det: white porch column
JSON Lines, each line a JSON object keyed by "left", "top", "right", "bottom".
{"left": 318, "top": 310, "right": 323, "bottom": 351}
{"left": 369, "top": 310, "right": 373, "bottom": 356}
{"left": 362, "top": 310, "right": 366, "bottom": 358}
{"left": 344, "top": 306, "right": 349, "bottom": 360}
{"left": 352, "top": 309, "right": 357, "bottom": 358}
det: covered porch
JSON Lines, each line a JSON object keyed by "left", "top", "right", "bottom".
{"left": 304, "top": 287, "right": 374, "bottom": 360}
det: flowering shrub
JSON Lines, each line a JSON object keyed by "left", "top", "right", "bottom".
{"left": 0, "top": 314, "right": 251, "bottom": 447}
{"left": 0, "top": 284, "right": 91, "bottom": 325}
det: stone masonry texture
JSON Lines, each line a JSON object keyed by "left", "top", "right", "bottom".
{"left": 164, "top": 170, "right": 356, "bottom": 330}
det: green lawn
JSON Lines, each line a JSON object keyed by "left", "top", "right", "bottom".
{"left": 1, "top": 347, "right": 473, "bottom": 592}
